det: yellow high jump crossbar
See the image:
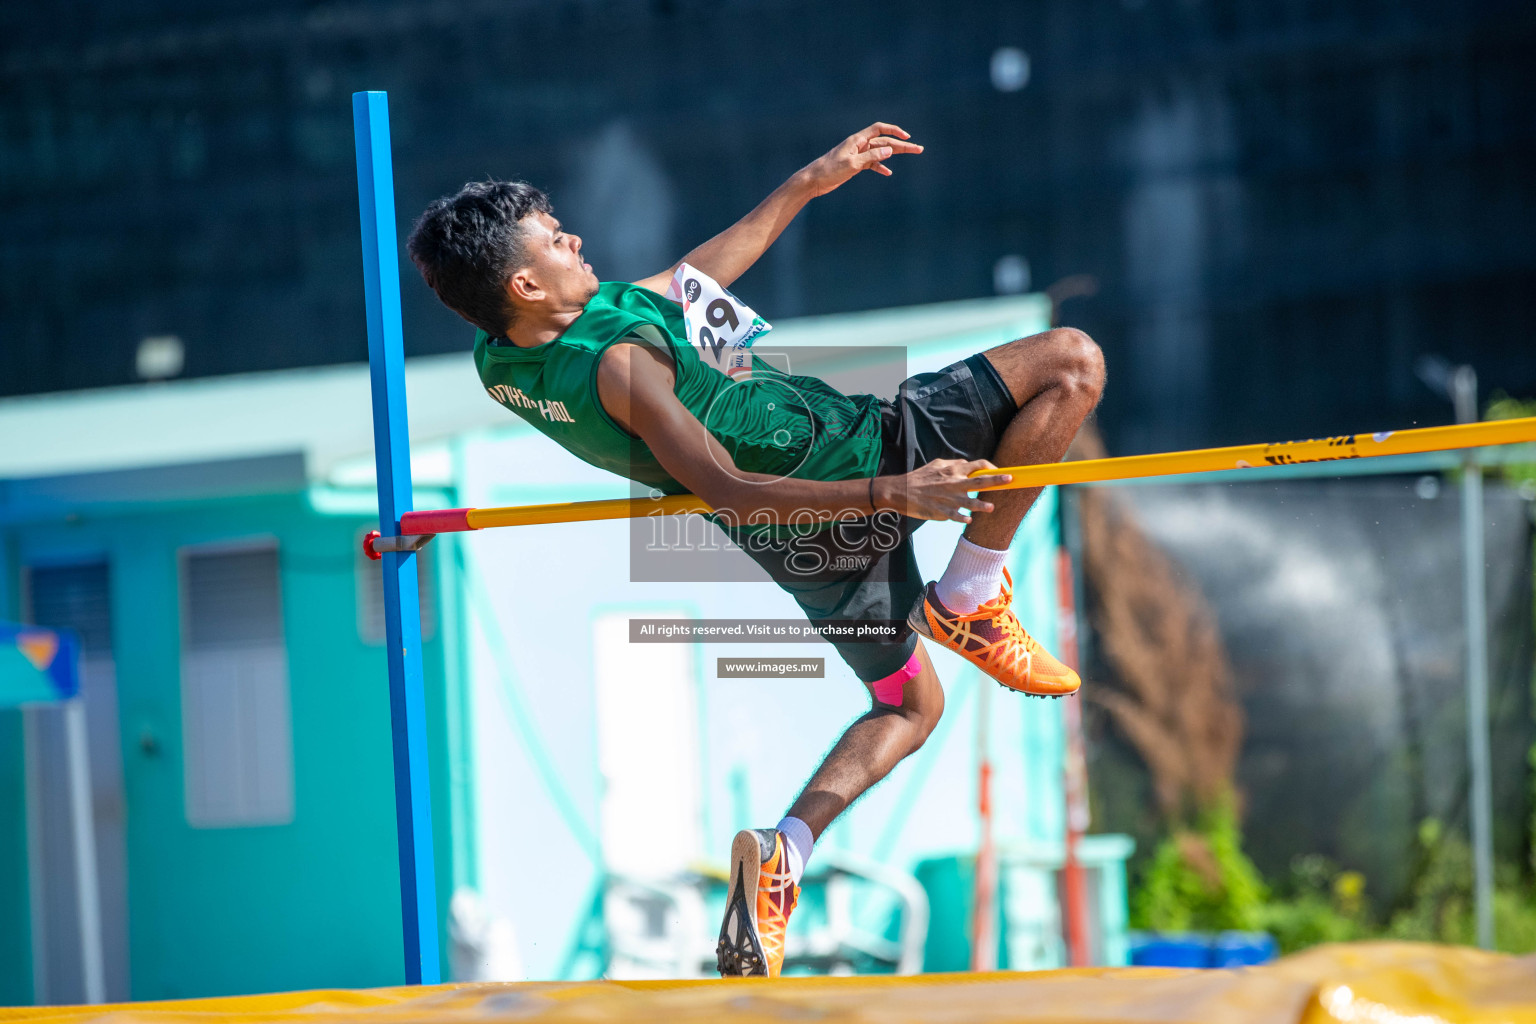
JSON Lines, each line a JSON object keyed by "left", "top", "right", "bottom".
{"left": 364, "top": 416, "right": 1536, "bottom": 553}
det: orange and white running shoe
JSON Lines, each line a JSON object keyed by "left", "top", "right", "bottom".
{"left": 716, "top": 829, "right": 799, "bottom": 977}
{"left": 908, "top": 569, "right": 1081, "bottom": 697}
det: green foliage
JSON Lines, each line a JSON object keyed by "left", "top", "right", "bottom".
{"left": 1131, "top": 794, "right": 1268, "bottom": 932}
{"left": 1487, "top": 393, "right": 1536, "bottom": 421}
{"left": 1383, "top": 819, "right": 1474, "bottom": 944}
{"left": 1131, "top": 817, "right": 1536, "bottom": 955}
{"left": 1381, "top": 820, "right": 1536, "bottom": 953}
{"left": 1258, "top": 891, "right": 1357, "bottom": 952}
{"left": 1132, "top": 837, "right": 1206, "bottom": 932}
{"left": 1530, "top": 744, "right": 1536, "bottom": 880}
{"left": 1256, "top": 855, "right": 1367, "bottom": 953}
{"left": 1492, "top": 886, "right": 1536, "bottom": 955}
{"left": 1487, "top": 392, "right": 1536, "bottom": 494}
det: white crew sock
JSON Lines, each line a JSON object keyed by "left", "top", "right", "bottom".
{"left": 934, "top": 536, "right": 1008, "bottom": 614}
{"left": 775, "top": 816, "right": 815, "bottom": 885}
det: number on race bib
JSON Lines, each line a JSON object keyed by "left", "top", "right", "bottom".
{"left": 665, "top": 263, "right": 772, "bottom": 381}
{"left": 706, "top": 299, "right": 740, "bottom": 332}
{"left": 698, "top": 326, "right": 725, "bottom": 360}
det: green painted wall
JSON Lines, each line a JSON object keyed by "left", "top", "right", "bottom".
{"left": 8, "top": 491, "right": 459, "bottom": 1000}
{"left": 0, "top": 531, "right": 35, "bottom": 1005}
{"left": 0, "top": 710, "right": 32, "bottom": 1005}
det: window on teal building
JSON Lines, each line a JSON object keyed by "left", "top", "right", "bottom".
{"left": 178, "top": 544, "right": 293, "bottom": 828}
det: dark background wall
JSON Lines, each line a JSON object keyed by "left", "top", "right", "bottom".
{"left": 3, "top": 0, "right": 1534, "bottom": 454}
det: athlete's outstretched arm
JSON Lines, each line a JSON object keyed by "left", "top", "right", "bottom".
{"left": 597, "top": 342, "right": 1002, "bottom": 525}
{"left": 631, "top": 123, "right": 923, "bottom": 294}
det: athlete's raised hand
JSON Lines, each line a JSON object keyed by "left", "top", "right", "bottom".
{"left": 798, "top": 123, "right": 924, "bottom": 198}
{"left": 879, "top": 458, "right": 1011, "bottom": 524}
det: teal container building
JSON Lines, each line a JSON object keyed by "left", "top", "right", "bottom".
{"left": 0, "top": 294, "right": 1130, "bottom": 1003}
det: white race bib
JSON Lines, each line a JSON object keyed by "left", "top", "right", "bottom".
{"left": 664, "top": 263, "right": 771, "bottom": 381}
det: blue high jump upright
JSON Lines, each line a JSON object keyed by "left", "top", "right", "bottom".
{"left": 352, "top": 89, "right": 442, "bottom": 985}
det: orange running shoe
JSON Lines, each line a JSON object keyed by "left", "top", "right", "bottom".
{"left": 716, "top": 829, "right": 799, "bottom": 977}
{"left": 908, "top": 569, "right": 1081, "bottom": 697}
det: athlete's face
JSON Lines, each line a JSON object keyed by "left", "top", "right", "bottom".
{"left": 506, "top": 210, "right": 600, "bottom": 316}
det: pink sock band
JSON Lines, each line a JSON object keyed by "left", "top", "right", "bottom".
{"left": 871, "top": 652, "right": 922, "bottom": 706}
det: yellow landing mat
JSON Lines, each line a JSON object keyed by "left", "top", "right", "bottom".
{"left": 4, "top": 942, "right": 1534, "bottom": 1024}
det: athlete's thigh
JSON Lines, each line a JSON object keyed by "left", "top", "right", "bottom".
{"left": 981, "top": 328, "right": 1078, "bottom": 406}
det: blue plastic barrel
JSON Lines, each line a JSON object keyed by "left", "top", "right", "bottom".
{"left": 1127, "top": 931, "right": 1278, "bottom": 968}
{"left": 1210, "top": 931, "right": 1278, "bottom": 967}
{"left": 1127, "top": 933, "right": 1211, "bottom": 968}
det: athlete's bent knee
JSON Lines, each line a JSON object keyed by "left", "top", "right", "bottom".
{"left": 903, "top": 686, "right": 944, "bottom": 755}
{"left": 867, "top": 651, "right": 943, "bottom": 755}
{"left": 1048, "top": 327, "right": 1104, "bottom": 402}
{"left": 907, "top": 704, "right": 942, "bottom": 755}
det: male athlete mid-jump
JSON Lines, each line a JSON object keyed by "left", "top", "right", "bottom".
{"left": 407, "top": 123, "right": 1105, "bottom": 977}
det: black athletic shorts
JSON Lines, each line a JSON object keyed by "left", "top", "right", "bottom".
{"left": 735, "top": 353, "right": 1017, "bottom": 683}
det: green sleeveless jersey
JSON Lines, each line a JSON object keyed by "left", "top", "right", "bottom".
{"left": 473, "top": 282, "right": 883, "bottom": 494}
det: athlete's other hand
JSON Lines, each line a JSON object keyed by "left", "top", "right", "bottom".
{"left": 798, "top": 123, "right": 924, "bottom": 198}
{"left": 883, "top": 459, "right": 1011, "bottom": 524}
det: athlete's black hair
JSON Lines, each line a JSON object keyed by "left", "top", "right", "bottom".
{"left": 407, "top": 179, "right": 552, "bottom": 337}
